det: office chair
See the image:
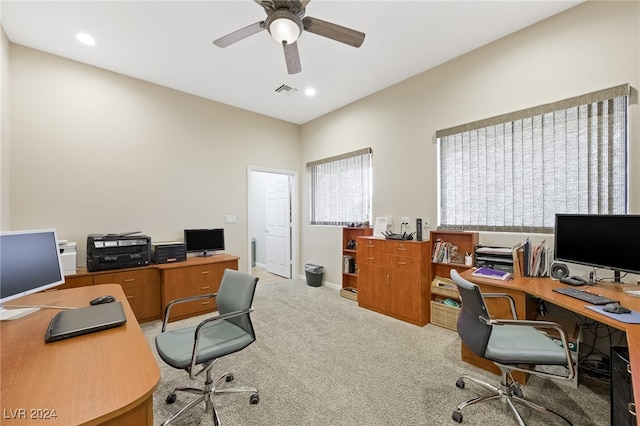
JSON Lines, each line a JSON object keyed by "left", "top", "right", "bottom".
{"left": 155, "top": 269, "right": 260, "bottom": 426}
{"left": 449, "top": 269, "right": 575, "bottom": 426}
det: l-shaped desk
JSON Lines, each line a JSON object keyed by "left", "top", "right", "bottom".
{"left": 0, "top": 284, "right": 160, "bottom": 425}
{"left": 461, "top": 269, "right": 640, "bottom": 423}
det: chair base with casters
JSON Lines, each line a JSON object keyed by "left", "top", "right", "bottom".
{"left": 449, "top": 269, "right": 576, "bottom": 426}
{"left": 162, "top": 358, "right": 259, "bottom": 426}
{"left": 451, "top": 366, "right": 572, "bottom": 425}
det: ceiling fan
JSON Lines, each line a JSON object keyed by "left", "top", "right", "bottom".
{"left": 213, "top": 0, "right": 365, "bottom": 75}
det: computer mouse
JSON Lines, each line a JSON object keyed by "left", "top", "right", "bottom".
{"left": 603, "top": 303, "right": 631, "bottom": 314}
{"left": 90, "top": 295, "right": 116, "bottom": 306}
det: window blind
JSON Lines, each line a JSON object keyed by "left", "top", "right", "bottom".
{"left": 437, "top": 84, "right": 629, "bottom": 233}
{"left": 307, "top": 148, "right": 372, "bottom": 226}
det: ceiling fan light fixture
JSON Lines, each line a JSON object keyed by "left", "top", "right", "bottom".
{"left": 270, "top": 18, "right": 299, "bottom": 44}
{"left": 266, "top": 10, "right": 303, "bottom": 45}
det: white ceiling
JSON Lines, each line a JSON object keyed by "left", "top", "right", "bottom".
{"left": 1, "top": 1, "right": 582, "bottom": 125}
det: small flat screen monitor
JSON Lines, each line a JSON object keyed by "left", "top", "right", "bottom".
{"left": 184, "top": 228, "right": 225, "bottom": 257}
{"left": 0, "top": 229, "right": 65, "bottom": 320}
{"left": 554, "top": 214, "right": 640, "bottom": 278}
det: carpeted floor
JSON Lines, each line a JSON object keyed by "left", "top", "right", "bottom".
{"left": 141, "top": 279, "right": 609, "bottom": 426}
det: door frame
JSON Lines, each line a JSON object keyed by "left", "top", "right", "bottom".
{"left": 247, "top": 166, "right": 298, "bottom": 278}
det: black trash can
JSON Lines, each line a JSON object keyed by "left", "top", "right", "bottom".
{"left": 304, "top": 263, "right": 324, "bottom": 287}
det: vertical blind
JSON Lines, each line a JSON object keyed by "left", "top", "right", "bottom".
{"left": 436, "top": 84, "right": 629, "bottom": 233}
{"left": 307, "top": 148, "right": 372, "bottom": 226}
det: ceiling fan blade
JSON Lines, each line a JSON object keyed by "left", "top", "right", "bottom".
{"left": 213, "top": 21, "right": 266, "bottom": 48}
{"left": 302, "top": 16, "right": 365, "bottom": 48}
{"left": 283, "top": 41, "right": 301, "bottom": 74}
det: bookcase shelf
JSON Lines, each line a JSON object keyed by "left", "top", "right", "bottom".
{"left": 341, "top": 227, "right": 373, "bottom": 301}
{"left": 429, "top": 230, "right": 479, "bottom": 330}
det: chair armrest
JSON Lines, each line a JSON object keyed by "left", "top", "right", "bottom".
{"left": 490, "top": 318, "right": 576, "bottom": 380}
{"left": 161, "top": 293, "right": 218, "bottom": 332}
{"left": 188, "top": 307, "right": 254, "bottom": 379}
{"left": 481, "top": 293, "right": 518, "bottom": 320}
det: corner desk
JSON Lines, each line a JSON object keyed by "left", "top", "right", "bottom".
{"left": 461, "top": 269, "right": 640, "bottom": 423}
{"left": 0, "top": 284, "right": 160, "bottom": 425}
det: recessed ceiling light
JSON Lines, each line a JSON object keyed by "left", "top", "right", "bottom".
{"left": 75, "top": 33, "right": 95, "bottom": 46}
{"left": 305, "top": 87, "right": 316, "bottom": 97}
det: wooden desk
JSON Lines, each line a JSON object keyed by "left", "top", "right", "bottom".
{"left": 1, "top": 284, "right": 160, "bottom": 425}
{"left": 462, "top": 270, "right": 640, "bottom": 423}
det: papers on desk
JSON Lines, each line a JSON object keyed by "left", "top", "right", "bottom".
{"left": 471, "top": 267, "right": 512, "bottom": 281}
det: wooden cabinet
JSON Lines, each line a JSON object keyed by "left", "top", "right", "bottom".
{"left": 429, "top": 231, "right": 479, "bottom": 330}
{"left": 59, "top": 254, "right": 239, "bottom": 323}
{"left": 340, "top": 227, "right": 373, "bottom": 301}
{"left": 93, "top": 268, "right": 161, "bottom": 323}
{"left": 58, "top": 274, "right": 94, "bottom": 290}
{"left": 357, "top": 237, "right": 430, "bottom": 326}
{"left": 158, "top": 255, "right": 238, "bottom": 322}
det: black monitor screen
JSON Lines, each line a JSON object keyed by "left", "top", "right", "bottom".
{"left": 0, "top": 229, "right": 65, "bottom": 304}
{"left": 554, "top": 214, "right": 640, "bottom": 275}
{"left": 184, "top": 228, "right": 225, "bottom": 257}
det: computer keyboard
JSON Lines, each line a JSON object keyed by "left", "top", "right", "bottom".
{"left": 553, "top": 287, "right": 618, "bottom": 305}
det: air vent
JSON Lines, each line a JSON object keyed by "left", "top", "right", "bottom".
{"left": 275, "top": 84, "right": 298, "bottom": 96}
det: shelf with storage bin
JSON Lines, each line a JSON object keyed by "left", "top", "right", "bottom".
{"left": 340, "top": 226, "right": 373, "bottom": 301}
{"left": 429, "top": 230, "right": 479, "bottom": 330}
{"left": 430, "top": 276, "right": 461, "bottom": 331}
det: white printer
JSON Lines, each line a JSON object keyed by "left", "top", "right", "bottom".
{"left": 58, "top": 240, "right": 77, "bottom": 276}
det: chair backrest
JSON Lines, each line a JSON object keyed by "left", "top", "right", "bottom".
{"left": 450, "top": 269, "right": 492, "bottom": 358}
{"left": 217, "top": 269, "right": 259, "bottom": 336}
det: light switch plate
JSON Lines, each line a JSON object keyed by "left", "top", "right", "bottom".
{"left": 225, "top": 215, "right": 237, "bottom": 224}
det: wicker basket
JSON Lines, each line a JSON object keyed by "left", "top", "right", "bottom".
{"left": 430, "top": 301, "right": 459, "bottom": 331}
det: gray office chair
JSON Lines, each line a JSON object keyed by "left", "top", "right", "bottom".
{"left": 450, "top": 269, "right": 575, "bottom": 426}
{"left": 155, "top": 269, "right": 260, "bottom": 426}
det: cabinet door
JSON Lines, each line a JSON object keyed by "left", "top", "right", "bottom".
{"left": 386, "top": 254, "right": 422, "bottom": 322}
{"left": 357, "top": 263, "right": 386, "bottom": 312}
{"left": 357, "top": 239, "right": 386, "bottom": 311}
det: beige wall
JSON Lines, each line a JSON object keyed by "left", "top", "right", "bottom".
{"left": 300, "top": 1, "right": 640, "bottom": 285}
{"left": 4, "top": 1, "right": 639, "bottom": 285}
{"left": 8, "top": 46, "right": 301, "bottom": 271}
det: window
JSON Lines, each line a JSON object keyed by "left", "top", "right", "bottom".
{"left": 436, "top": 84, "right": 629, "bottom": 233}
{"left": 307, "top": 148, "right": 372, "bottom": 226}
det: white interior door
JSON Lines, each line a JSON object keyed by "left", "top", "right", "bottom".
{"left": 265, "top": 174, "right": 291, "bottom": 278}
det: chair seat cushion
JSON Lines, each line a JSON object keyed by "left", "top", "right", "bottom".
{"left": 155, "top": 320, "right": 255, "bottom": 370}
{"left": 485, "top": 325, "right": 568, "bottom": 365}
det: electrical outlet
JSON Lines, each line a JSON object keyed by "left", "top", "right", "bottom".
{"left": 401, "top": 217, "right": 410, "bottom": 226}
{"left": 424, "top": 217, "right": 431, "bottom": 228}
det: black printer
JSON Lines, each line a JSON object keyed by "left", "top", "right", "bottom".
{"left": 86, "top": 232, "right": 151, "bottom": 272}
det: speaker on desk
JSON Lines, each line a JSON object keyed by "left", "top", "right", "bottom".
{"left": 550, "top": 262, "right": 570, "bottom": 280}
{"left": 416, "top": 218, "right": 422, "bottom": 241}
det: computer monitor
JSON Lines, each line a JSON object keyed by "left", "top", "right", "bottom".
{"left": 184, "top": 228, "right": 225, "bottom": 257}
{"left": 0, "top": 229, "right": 65, "bottom": 320}
{"left": 554, "top": 214, "right": 640, "bottom": 280}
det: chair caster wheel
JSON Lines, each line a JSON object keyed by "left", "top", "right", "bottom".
{"left": 510, "top": 383, "right": 523, "bottom": 398}
{"left": 166, "top": 393, "right": 177, "bottom": 404}
{"left": 455, "top": 378, "right": 465, "bottom": 389}
{"left": 226, "top": 373, "right": 234, "bottom": 382}
{"left": 250, "top": 393, "right": 260, "bottom": 405}
{"left": 452, "top": 411, "right": 463, "bottom": 423}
